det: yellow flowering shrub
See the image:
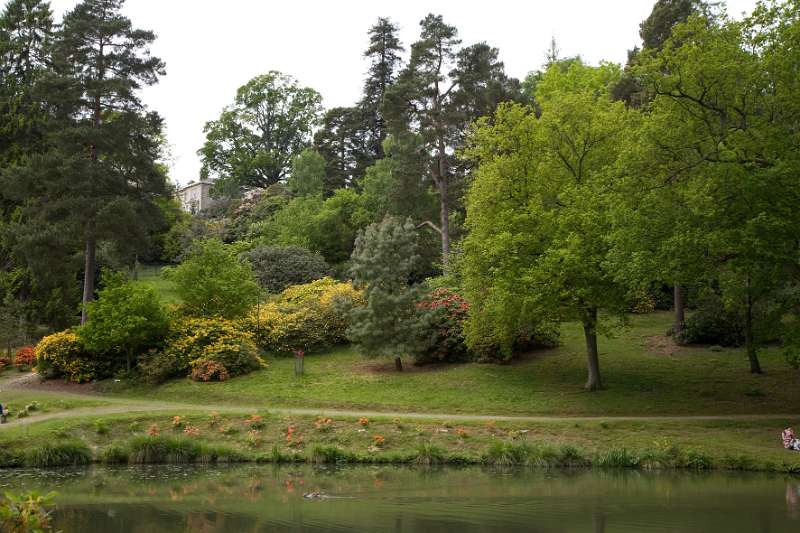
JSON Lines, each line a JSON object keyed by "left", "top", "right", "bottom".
{"left": 35, "top": 330, "right": 109, "bottom": 383}
{"left": 244, "top": 277, "right": 364, "bottom": 355}
{"left": 166, "top": 317, "right": 262, "bottom": 377}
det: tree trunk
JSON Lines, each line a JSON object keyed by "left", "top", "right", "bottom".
{"left": 80, "top": 228, "right": 97, "bottom": 325}
{"left": 745, "top": 282, "right": 762, "bottom": 374}
{"left": 582, "top": 307, "right": 602, "bottom": 391}
{"left": 673, "top": 284, "right": 685, "bottom": 336}
{"left": 438, "top": 175, "right": 450, "bottom": 267}
{"left": 395, "top": 356, "right": 403, "bottom": 372}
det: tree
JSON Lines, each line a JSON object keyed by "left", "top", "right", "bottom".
{"left": 166, "top": 239, "right": 261, "bottom": 319}
{"left": 200, "top": 71, "right": 322, "bottom": 192}
{"left": 288, "top": 148, "right": 325, "bottom": 197}
{"left": 361, "top": 17, "right": 404, "bottom": 160}
{"left": 625, "top": 6, "right": 800, "bottom": 374}
{"left": 463, "top": 61, "right": 637, "bottom": 390}
{"left": 313, "top": 106, "right": 371, "bottom": 191}
{"left": 79, "top": 272, "right": 169, "bottom": 371}
{"left": 348, "top": 216, "right": 422, "bottom": 371}
{"left": 384, "top": 14, "right": 523, "bottom": 267}
{"left": 2, "top": 0, "right": 168, "bottom": 325}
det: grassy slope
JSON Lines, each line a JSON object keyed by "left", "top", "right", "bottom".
{"left": 0, "top": 409, "right": 797, "bottom": 472}
{"left": 132, "top": 264, "right": 182, "bottom": 305}
{"left": 104, "top": 312, "right": 799, "bottom": 417}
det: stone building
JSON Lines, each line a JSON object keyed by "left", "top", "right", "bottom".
{"left": 177, "top": 180, "right": 218, "bottom": 213}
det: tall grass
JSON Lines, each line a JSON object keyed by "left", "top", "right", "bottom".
{"left": 413, "top": 442, "right": 446, "bottom": 466}
{"left": 126, "top": 436, "right": 242, "bottom": 464}
{"left": 25, "top": 441, "right": 92, "bottom": 467}
{"left": 310, "top": 445, "right": 355, "bottom": 464}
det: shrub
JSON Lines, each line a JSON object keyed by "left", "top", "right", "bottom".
{"left": 190, "top": 359, "right": 230, "bottom": 382}
{"left": 595, "top": 448, "right": 641, "bottom": 468}
{"left": 414, "top": 288, "right": 470, "bottom": 364}
{"left": 127, "top": 435, "right": 203, "bottom": 464}
{"left": 79, "top": 272, "right": 169, "bottom": 371}
{"left": 484, "top": 441, "right": 532, "bottom": 466}
{"left": 13, "top": 346, "right": 35, "bottom": 369}
{"left": 0, "top": 491, "right": 57, "bottom": 533}
{"left": 166, "top": 239, "right": 261, "bottom": 319}
{"left": 246, "top": 278, "right": 363, "bottom": 355}
{"left": 677, "top": 290, "right": 745, "bottom": 346}
{"left": 413, "top": 442, "right": 446, "bottom": 466}
{"left": 244, "top": 245, "right": 331, "bottom": 293}
{"left": 35, "top": 330, "right": 108, "bottom": 383}
{"left": 140, "top": 317, "right": 261, "bottom": 383}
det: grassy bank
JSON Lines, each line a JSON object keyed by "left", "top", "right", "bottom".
{"left": 0, "top": 408, "right": 798, "bottom": 473}
{"left": 102, "top": 312, "right": 800, "bottom": 417}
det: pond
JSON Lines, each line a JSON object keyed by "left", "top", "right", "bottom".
{"left": 1, "top": 465, "right": 798, "bottom": 532}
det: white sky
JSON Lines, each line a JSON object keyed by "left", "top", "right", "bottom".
{"left": 45, "top": 0, "right": 758, "bottom": 186}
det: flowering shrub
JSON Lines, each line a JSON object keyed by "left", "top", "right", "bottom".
{"left": 244, "top": 278, "right": 364, "bottom": 355}
{"left": 35, "top": 330, "right": 109, "bottom": 383}
{"left": 246, "top": 414, "right": 265, "bottom": 430}
{"left": 14, "top": 346, "right": 36, "bottom": 370}
{"left": 285, "top": 425, "right": 303, "bottom": 448}
{"left": 189, "top": 359, "right": 230, "bottom": 382}
{"left": 414, "top": 288, "right": 471, "bottom": 364}
{"left": 372, "top": 435, "right": 386, "bottom": 447}
{"left": 0, "top": 357, "right": 9, "bottom": 371}
{"left": 358, "top": 417, "right": 369, "bottom": 427}
{"left": 140, "top": 317, "right": 262, "bottom": 383}
{"left": 172, "top": 416, "right": 184, "bottom": 429}
{"left": 456, "top": 427, "right": 469, "bottom": 438}
{"left": 147, "top": 424, "right": 160, "bottom": 437}
{"left": 314, "top": 416, "right": 333, "bottom": 432}
{"left": 183, "top": 425, "right": 201, "bottom": 437}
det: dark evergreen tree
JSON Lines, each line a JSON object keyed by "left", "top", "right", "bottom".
{"left": 313, "top": 106, "right": 371, "bottom": 192}
{"left": 2, "top": 0, "right": 168, "bottom": 324}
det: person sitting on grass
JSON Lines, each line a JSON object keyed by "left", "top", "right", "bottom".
{"left": 783, "top": 428, "right": 800, "bottom": 451}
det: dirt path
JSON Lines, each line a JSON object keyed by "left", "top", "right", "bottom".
{"left": 1, "top": 388, "right": 797, "bottom": 430}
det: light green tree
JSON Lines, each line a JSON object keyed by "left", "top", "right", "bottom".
{"left": 462, "top": 60, "right": 638, "bottom": 390}
{"left": 166, "top": 239, "right": 261, "bottom": 319}
{"left": 288, "top": 148, "right": 326, "bottom": 197}
{"left": 80, "top": 272, "right": 169, "bottom": 371}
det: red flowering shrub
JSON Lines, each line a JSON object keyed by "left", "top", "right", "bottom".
{"left": 14, "top": 346, "right": 36, "bottom": 370}
{"left": 189, "top": 359, "right": 230, "bottom": 382}
{"left": 414, "top": 288, "right": 471, "bottom": 364}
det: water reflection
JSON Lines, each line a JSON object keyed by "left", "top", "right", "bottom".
{"left": 0, "top": 465, "right": 798, "bottom": 532}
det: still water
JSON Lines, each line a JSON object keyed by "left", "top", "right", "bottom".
{"left": 1, "top": 464, "right": 798, "bottom": 532}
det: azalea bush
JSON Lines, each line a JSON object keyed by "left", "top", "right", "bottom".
{"left": 13, "top": 346, "right": 35, "bottom": 370}
{"left": 245, "top": 278, "right": 363, "bottom": 355}
{"left": 413, "top": 288, "right": 470, "bottom": 364}
{"left": 35, "top": 330, "right": 110, "bottom": 383}
{"left": 138, "top": 317, "right": 262, "bottom": 383}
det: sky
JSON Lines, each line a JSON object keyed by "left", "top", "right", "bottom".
{"left": 45, "top": 0, "right": 759, "bottom": 186}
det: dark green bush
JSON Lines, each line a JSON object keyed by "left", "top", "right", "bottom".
{"left": 677, "top": 291, "right": 745, "bottom": 346}
{"left": 244, "top": 245, "right": 331, "bottom": 293}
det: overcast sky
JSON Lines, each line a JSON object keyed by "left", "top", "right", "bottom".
{"left": 46, "top": 0, "right": 758, "bottom": 186}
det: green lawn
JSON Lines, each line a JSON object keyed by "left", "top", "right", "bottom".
{"left": 103, "top": 311, "right": 800, "bottom": 417}
{"left": 132, "top": 264, "right": 182, "bottom": 305}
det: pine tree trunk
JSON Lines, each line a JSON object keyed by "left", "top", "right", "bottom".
{"left": 582, "top": 308, "right": 602, "bottom": 391}
{"left": 395, "top": 356, "right": 403, "bottom": 372}
{"left": 80, "top": 228, "right": 96, "bottom": 325}
{"left": 673, "top": 284, "right": 685, "bottom": 335}
{"left": 745, "top": 284, "right": 762, "bottom": 374}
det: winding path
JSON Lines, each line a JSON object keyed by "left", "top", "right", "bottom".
{"left": 1, "top": 387, "right": 797, "bottom": 430}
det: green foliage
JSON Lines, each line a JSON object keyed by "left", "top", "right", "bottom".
{"left": 139, "top": 316, "right": 261, "bottom": 383}
{"left": 199, "top": 71, "right": 323, "bottom": 191}
{"left": 0, "top": 490, "right": 57, "bottom": 533}
{"left": 463, "top": 61, "right": 635, "bottom": 386}
{"left": 244, "top": 245, "right": 331, "bottom": 294}
{"left": 288, "top": 148, "right": 325, "bottom": 197}
{"left": 166, "top": 239, "right": 261, "bottom": 319}
{"left": 246, "top": 278, "right": 364, "bottom": 355}
{"left": 347, "top": 216, "right": 423, "bottom": 365}
{"left": 79, "top": 272, "right": 169, "bottom": 369}
{"left": 413, "top": 288, "right": 470, "bottom": 364}
{"left": 676, "top": 289, "right": 745, "bottom": 347}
